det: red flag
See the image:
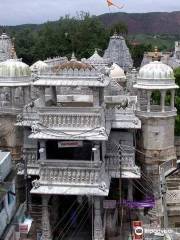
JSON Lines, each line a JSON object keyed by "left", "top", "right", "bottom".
{"left": 107, "top": 0, "right": 124, "bottom": 9}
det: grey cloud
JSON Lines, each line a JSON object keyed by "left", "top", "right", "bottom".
{"left": 0, "top": 0, "right": 180, "bottom": 25}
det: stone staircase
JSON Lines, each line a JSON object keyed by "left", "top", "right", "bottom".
{"left": 167, "top": 177, "right": 180, "bottom": 190}
{"left": 147, "top": 208, "right": 159, "bottom": 222}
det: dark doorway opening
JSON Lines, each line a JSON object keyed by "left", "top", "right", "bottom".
{"left": 46, "top": 140, "right": 93, "bottom": 160}
{"left": 53, "top": 195, "right": 92, "bottom": 240}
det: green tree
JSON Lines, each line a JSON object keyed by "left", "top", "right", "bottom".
{"left": 11, "top": 13, "right": 110, "bottom": 65}
{"left": 130, "top": 43, "right": 153, "bottom": 68}
{"left": 109, "top": 21, "right": 128, "bottom": 36}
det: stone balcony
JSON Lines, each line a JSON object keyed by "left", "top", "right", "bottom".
{"left": 38, "top": 106, "right": 105, "bottom": 129}
{"left": 29, "top": 106, "right": 109, "bottom": 140}
{"left": 31, "top": 160, "right": 110, "bottom": 196}
{"left": 105, "top": 153, "right": 141, "bottom": 178}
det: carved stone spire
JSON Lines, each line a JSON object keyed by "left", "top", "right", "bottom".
{"left": 103, "top": 33, "right": 133, "bottom": 72}
{"left": 0, "top": 32, "right": 13, "bottom": 62}
{"left": 10, "top": 38, "right": 17, "bottom": 59}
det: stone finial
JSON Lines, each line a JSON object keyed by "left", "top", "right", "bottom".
{"left": 149, "top": 46, "right": 162, "bottom": 62}
{"left": 94, "top": 48, "right": 99, "bottom": 54}
{"left": 154, "top": 46, "right": 159, "bottom": 61}
{"left": 113, "top": 31, "right": 118, "bottom": 37}
{"left": 70, "top": 52, "right": 77, "bottom": 61}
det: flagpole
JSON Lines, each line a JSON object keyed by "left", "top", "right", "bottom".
{"left": 107, "top": 0, "right": 124, "bottom": 10}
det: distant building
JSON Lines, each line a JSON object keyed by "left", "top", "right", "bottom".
{"left": 141, "top": 44, "right": 180, "bottom": 69}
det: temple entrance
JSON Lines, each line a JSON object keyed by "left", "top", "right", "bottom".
{"left": 52, "top": 195, "right": 92, "bottom": 240}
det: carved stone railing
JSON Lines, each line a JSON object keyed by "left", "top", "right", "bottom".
{"left": 24, "top": 149, "right": 38, "bottom": 166}
{"left": 38, "top": 160, "right": 105, "bottom": 186}
{"left": 38, "top": 107, "right": 105, "bottom": 129}
{"left": 105, "top": 153, "right": 135, "bottom": 169}
{"left": 166, "top": 190, "right": 180, "bottom": 204}
{"left": 16, "top": 106, "right": 39, "bottom": 126}
{"left": 105, "top": 152, "right": 140, "bottom": 178}
{"left": 159, "top": 159, "right": 177, "bottom": 177}
{"left": 41, "top": 67, "right": 99, "bottom": 77}
{"left": 136, "top": 105, "right": 177, "bottom": 118}
{"left": 16, "top": 149, "right": 39, "bottom": 175}
{"left": 0, "top": 106, "right": 22, "bottom": 115}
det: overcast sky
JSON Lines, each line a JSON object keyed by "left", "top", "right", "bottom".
{"left": 1, "top": 0, "right": 180, "bottom": 25}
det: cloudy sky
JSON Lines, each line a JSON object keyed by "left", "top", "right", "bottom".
{"left": 1, "top": 0, "right": 180, "bottom": 25}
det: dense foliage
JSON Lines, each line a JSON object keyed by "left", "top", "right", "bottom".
{"left": 129, "top": 43, "right": 152, "bottom": 68}
{"left": 10, "top": 14, "right": 109, "bottom": 65}
{"left": 3, "top": 14, "right": 151, "bottom": 66}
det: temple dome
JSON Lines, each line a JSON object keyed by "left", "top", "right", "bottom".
{"left": 139, "top": 61, "right": 174, "bottom": 80}
{"left": 110, "top": 63, "right": 126, "bottom": 79}
{"left": 30, "top": 60, "right": 48, "bottom": 71}
{"left": 53, "top": 53, "right": 93, "bottom": 72}
{"left": 87, "top": 50, "right": 107, "bottom": 65}
{"left": 0, "top": 59, "right": 31, "bottom": 78}
{"left": 134, "top": 61, "right": 178, "bottom": 90}
{"left": 56, "top": 60, "right": 92, "bottom": 71}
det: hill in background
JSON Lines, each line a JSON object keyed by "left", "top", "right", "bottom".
{"left": 98, "top": 11, "right": 180, "bottom": 35}
{"left": 1, "top": 11, "right": 180, "bottom": 65}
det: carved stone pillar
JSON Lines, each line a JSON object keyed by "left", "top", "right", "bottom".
{"left": 128, "top": 179, "right": 133, "bottom": 201}
{"left": 99, "top": 88, "right": 104, "bottom": 107}
{"left": 147, "top": 90, "right": 151, "bottom": 112}
{"left": 161, "top": 90, "right": 166, "bottom": 112}
{"left": 10, "top": 87, "right": 14, "bottom": 107}
{"left": 93, "top": 143, "right": 100, "bottom": 162}
{"left": 39, "top": 140, "right": 46, "bottom": 161}
{"left": 24, "top": 86, "right": 31, "bottom": 105}
{"left": 39, "top": 86, "right": 45, "bottom": 107}
{"left": 94, "top": 197, "right": 104, "bottom": 240}
{"left": 41, "top": 195, "right": 52, "bottom": 240}
{"left": 170, "top": 89, "right": 175, "bottom": 110}
{"left": 137, "top": 90, "right": 141, "bottom": 111}
{"left": 93, "top": 88, "right": 100, "bottom": 107}
{"left": 51, "top": 195, "right": 59, "bottom": 226}
{"left": 49, "top": 86, "right": 57, "bottom": 106}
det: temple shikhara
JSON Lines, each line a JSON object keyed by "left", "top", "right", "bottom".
{"left": 0, "top": 31, "right": 180, "bottom": 240}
